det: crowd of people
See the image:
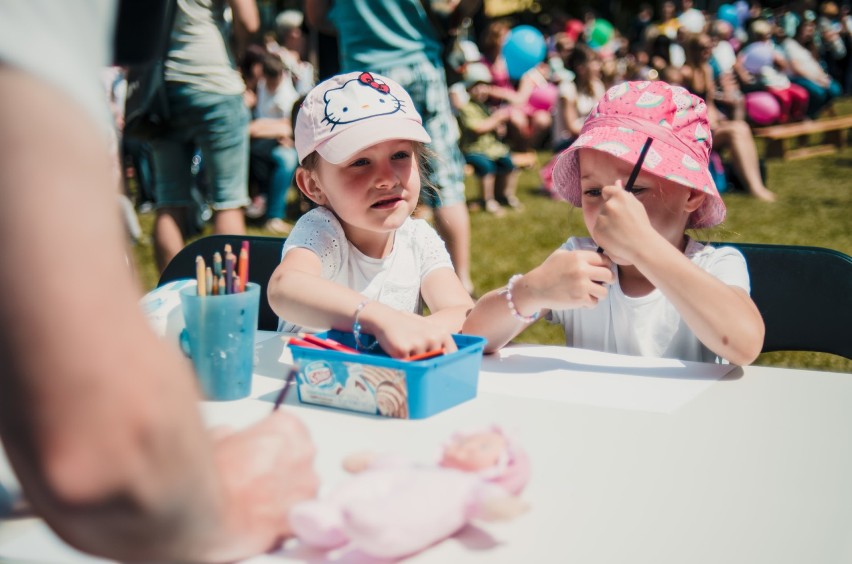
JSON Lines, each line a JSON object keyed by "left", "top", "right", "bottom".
{"left": 110, "top": 2, "right": 851, "bottom": 263}
{"left": 447, "top": 2, "right": 849, "bottom": 204}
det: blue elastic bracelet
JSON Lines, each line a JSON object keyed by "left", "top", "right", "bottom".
{"left": 352, "top": 300, "right": 378, "bottom": 351}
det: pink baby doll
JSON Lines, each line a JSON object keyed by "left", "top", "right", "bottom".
{"left": 289, "top": 426, "right": 530, "bottom": 559}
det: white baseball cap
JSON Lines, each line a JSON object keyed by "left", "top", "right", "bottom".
{"left": 294, "top": 71, "right": 431, "bottom": 164}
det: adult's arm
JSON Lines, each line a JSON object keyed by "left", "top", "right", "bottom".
{"left": 249, "top": 117, "right": 293, "bottom": 140}
{"left": 305, "top": 0, "right": 336, "bottom": 36}
{"left": 228, "top": 0, "right": 260, "bottom": 58}
{"left": 0, "top": 66, "right": 317, "bottom": 562}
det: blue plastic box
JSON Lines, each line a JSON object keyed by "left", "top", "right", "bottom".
{"left": 289, "top": 330, "right": 486, "bottom": 419}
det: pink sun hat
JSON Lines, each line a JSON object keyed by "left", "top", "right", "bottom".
{"left": 552, "top": 81, "right": 725, "bottom": 228}
{"left": 295, "top": 71, "right": 431, "bottom": 164}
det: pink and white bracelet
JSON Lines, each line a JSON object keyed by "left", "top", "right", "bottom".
{"left": 502, "top": 274, "right": 540, "bottom": 323}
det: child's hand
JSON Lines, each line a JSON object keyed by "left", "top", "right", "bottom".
{"left": 592, "top": 182, "right": 656, "bottom": 264}
{"left": 525, "top": 249, "right": 614, "bottom": 310}
{"left": 362, "top": 305, "right": 458, "bottom": 359}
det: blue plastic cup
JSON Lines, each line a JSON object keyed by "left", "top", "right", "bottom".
{"left": 179, "top": 282, "right": 259, "bottom": 400}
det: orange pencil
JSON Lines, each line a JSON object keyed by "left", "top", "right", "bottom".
{"left": 405, "top": 348, "right": 445, "bottom": 361}
{"left": 238, "top": 246, "right": 249, "bottom": 292}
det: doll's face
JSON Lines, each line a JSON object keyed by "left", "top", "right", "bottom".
{"left": 440, "top": 431, "right": 508, "bottom": 472}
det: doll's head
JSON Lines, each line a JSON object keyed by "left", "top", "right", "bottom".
{"left": 438, "top": 426, "right": 530, "bottom": 495}
{"left": 551, "top": 80, "right": 725, "bottom": 228}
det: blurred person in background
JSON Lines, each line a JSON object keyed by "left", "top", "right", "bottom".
{"left": 782, "top": 18, "right": 843, "bottom": 118}
{"left": 150, "top": 0, "right": 258, "bottom": 272}
{"left": 681, "top": 32, "right": 777, "bottom": 202}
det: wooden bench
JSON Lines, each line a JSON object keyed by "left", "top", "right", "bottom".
{"left": 753, "top": 115, "right": 852, "bottom": 160}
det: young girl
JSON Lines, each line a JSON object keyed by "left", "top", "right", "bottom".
{"left": 268, "top": 71, "right": 474, "bottom": 359}
{"left": 463, "top": 81, "right": 765, "bottom": 365}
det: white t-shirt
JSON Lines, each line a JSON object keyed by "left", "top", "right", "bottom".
{"left": 547, "top": 237, "right": 751, "bottom": 364}
{"left": 782, "top": 38, "right": 826, "bottom": 81}
{"left": 712, "top": 41, "right": 737, "bottom": 74}
{"left": 278, "top": 207, "right": 454, "bottom": 332}
{"left": 255, "top": 76, "right": 299, "bottom": 120}
{"left": 552, "top": 79, "right": 605, "bottom": 148}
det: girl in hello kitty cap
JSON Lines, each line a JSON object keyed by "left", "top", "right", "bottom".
{"left": 464, "top": 81, "right": 764, "bottom": 366}
{"left": 268, "top": 71, "right": 473, "bottom": 359}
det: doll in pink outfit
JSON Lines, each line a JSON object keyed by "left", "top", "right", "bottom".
{"left": 288, "top": 426, "right": 530, "bottom": 559}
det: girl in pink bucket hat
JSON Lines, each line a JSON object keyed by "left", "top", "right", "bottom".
{"left": 464, "top": 81, "right": 765, "bottom": 365}
{"left": 268, "top": 72, "right": 473, "bottom": 359}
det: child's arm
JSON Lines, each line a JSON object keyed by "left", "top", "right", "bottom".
{"left": 268, "top": 249, "right": 459, "bottom": 358}
{"left": 594, "top": 185, "right": 764, "bottom": 365}
{"left": 625, "top": 241, "right": 763, "bottom": 365}
{"left": 461, "top": 104, "right": 512, "bottom": 136}
{"left": 462, "top": 250, "right": 614, "bottom": 353}
{"left": 419, "top": 267, "right": 475, "bottom": 333}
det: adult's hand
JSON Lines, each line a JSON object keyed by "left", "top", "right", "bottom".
{"left": 208, "top": 411, "right": 319, "bottom": 561}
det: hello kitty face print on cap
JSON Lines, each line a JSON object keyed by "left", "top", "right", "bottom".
{"left": 295, "top": 71, "right": 432, "bottom": 164}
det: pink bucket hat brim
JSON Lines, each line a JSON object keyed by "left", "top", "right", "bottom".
{"left": 552, "top": 81, "right": 726, "bottom": 229}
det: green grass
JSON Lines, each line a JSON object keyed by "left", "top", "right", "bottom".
{"left": 131, "top": 105, "right": 852, "bottom": 374}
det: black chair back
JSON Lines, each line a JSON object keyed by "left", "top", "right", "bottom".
{"left": 726, "top": 243, "right": 852, "bottom": 359}
{"left": 158, "top": 235, "right": 285, "bottom": 331}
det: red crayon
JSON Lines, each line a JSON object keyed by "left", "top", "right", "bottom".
{"left": 299, "top": 333, "right": 359, "bottom": 354}
{"left": 286, "top": 337, "right": 323, "bottom": 350}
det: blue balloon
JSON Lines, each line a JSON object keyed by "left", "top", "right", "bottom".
{"left": 717, "top": 4, "right": 740, "bottom": 28}
{"left": 503, "top": 25, "right": 546, "bottom": 80}
{"left": 734, "top": 0, "right": 750, "bottom": 24}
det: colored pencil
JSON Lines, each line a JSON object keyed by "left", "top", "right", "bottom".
{"left": 238, "top": 245, "right": 249, "bottom": 292}
{"left": 597, "top": 137, "right": 654, "bottom": 254}
{"left": 196, "top": 256, "right": 207, "bottom": 296}
{"left": 213, "top": 252, "right": 222, "bottom": 278}
{"left": 405, "top": 348, "right": 445, "bottom": 361}
{"left": 212, "top": 275, "right": 219, "bottom": 296}
{"left": 205, "top": 266, "right": 213, "bottom": 296}
{"left": 273, "top": 366, "right": 299, "bottom": 411}
{"left": 298, "top": 333, "right": 360, "bottom": 354}
{"left": 224, "top": 253, "right": 234, "bottom": 294}
{"left": 286, "top": 336, "right": 323, "bottom": 350}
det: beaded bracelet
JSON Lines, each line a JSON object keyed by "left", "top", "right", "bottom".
{"left": 503, "top": 274, "right": 540, "bottom": 323}
{"left": 352, "top": 300, "right": 379, "bottom": 351}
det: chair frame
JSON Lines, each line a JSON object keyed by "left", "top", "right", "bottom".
{"left": 158, "top": 234, "right": 285, "bottom": 331}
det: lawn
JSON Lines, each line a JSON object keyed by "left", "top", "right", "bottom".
{"left": 130, "top": 112, "right": 852, "bottom": 374}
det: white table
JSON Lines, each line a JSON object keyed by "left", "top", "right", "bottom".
{"left": 2, "top": 331, "right": 851, "bottom": 563}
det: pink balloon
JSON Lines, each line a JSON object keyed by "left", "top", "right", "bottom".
{"left": 745, "top": 91, "right": 781, "bottom": 126}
